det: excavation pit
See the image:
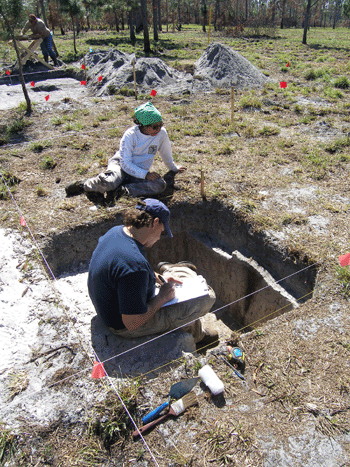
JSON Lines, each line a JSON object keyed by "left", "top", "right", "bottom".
{"left": 43, "top": 203, "right": 316, "bottom": 364}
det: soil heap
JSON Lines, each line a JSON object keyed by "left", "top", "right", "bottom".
{"left": 87, "top": 42, "right": 270, "bottom": 96}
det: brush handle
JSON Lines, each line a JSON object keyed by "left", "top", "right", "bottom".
{"left": 133, "top": 411, "right": 172, "bottom": 438}
{"left": 142, "top": 401, "right": 169, "bottom": 424}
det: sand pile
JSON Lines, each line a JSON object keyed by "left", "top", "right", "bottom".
{"left": 87, "top": 42, "right": 270, "bottom": 97}
{"left": 193, "top": 42, "right": 269, "bottom": 89}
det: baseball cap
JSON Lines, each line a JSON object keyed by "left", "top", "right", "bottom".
{"left": 136, "top": 198, "right": 173, "bottom": 238}
{"left": 134, "top": 102, "right": 162, "bottom": 126}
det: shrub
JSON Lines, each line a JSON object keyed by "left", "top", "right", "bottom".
{"left": 333, "top": 76, "right": 350, "bottom": 89}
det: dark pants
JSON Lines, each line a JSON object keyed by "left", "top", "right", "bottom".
{"left": 40, "top": 36, "right": 57, "bottom": 64}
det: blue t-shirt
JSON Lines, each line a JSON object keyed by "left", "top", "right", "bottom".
{"left": 88, "top": 225, "right": 156, "bottom": 329}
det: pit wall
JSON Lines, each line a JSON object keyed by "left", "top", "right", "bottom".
{"left": 146, "top": 232, "right": 298, "bottom": 329}
{"left": 40, "top": 200, "right": 316, "bottom": 309}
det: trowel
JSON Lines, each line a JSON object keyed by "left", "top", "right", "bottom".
{"left": 142, "top": 377, "right": 200, "bottom": 424}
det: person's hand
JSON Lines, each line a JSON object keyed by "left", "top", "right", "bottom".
{"left": 158, "top": 281, "right": 177, "bottom": 302}
{"left": 146, "top": 171, "right": 161, "bottom": 181}
{"left": 162, "top": 273, "right": 182, "bottom": 285}
{"left": 176, "top": 166, "right": 187, "bottom": 173}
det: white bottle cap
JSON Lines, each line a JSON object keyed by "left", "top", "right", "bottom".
{"left": 198, "top": 364, "right": 224, "bottom": 395}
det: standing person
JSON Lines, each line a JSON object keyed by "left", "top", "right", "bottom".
{"left": 21, "top": 14, "right": 58, "bottom": 66}
{"left": 65, "top": 102, "right": 186, "bottom": 201}
{"left": 88, "top": 198, "right": 218, "bottom": 344}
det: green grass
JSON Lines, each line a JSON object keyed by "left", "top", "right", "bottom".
{"left": 336, "top": 266, "right": 350, "bottom": 297}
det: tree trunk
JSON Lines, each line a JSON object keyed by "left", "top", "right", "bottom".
{"left": 72, "top": 15, "right": 77, "bottom": 54}
{"left": 129, "top": 10, "right": 136, "bottom": 45}
{"left": 158, "top": 0, "right": 162, "bottom": 31}
{"left": 140, "top": 0, "right": 151, "bottom": 53}
{"left": 166, "top": 0, "right": 168, "bottom": 31}
{"left": 9, "top": 30, "right": 31, "bottom": 115}
{"left": 39, "top": 0, "right": 48, "bottom": 26}
{"left": 302, "top": 0, "right": 311, "bottom": 44}
{"left": 153, "top": 0, "right": 158, "bottom": 40}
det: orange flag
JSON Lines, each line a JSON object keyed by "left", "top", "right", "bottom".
{"left": 20, "top": 216, "right": 27, "bottom": 226}
{"left": 91, "top": 361, "right": 105, "bottom": 378}
{"left": 339, "top": 253, "right": 350, "bottom": 267}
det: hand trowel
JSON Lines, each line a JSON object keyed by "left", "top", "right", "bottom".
{"left": 142, "top": 377, "right": 200, "bottom": 424}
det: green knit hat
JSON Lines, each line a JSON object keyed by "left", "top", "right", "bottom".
{"left": 134, "top": 102, "right": 162, "bottom": 126}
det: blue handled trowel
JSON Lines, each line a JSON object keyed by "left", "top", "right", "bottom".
{"left": 142, "top": 377, "right": 200, "bottom": 424}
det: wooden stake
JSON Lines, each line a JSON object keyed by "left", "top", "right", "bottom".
{"left": 133, "top": 60, "right": 137, "bottom": 100}
{"left": 83, "top": 56, "right": 86, "bottom": 81}
{"left": 208, "top": 5, "right": 212, "bottom": 45}
{"left": 200, "top": 170, "right": 205, "bottom": 198}
{"left": 231, "top": 86, "right": 235, "bottom": 125}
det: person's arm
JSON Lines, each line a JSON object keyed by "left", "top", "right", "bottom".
{"left": 119, "top": 129, "right": 149, "bottom": 179}
{"left": 122, "top": 281, "right": 177, "bottom": 330}
{"left": 158, "top": 128, "right": 187, "bottom": 173}
{"left": 21, "top": 21, "right": 30, "bottom": 35}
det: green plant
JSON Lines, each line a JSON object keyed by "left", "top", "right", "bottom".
{"left": 7, "top": 370, "right": 29, "bottom": 400}
{"left": 0, "top": 171, "right": 20, "bottom": 200}
{"left": 258, "top": 125, "right": 280, "bottom": 136}
{"left": 304, "top": 68, "right": 324, "bottom": 80}
{"left": 333, "top": 76, "right": 350, "bottom": 89}
{"left": 40, "top": 156, "right": 56, "bottom": 170}
{"left": 239, "top": 94, "right": 262, "bottom": 109}
{"left": 336, "top": 266, "right": 350, "bottom": 296}
{"left": 30, "top": 140, "right": 52, "bottom": 152}
{"left": 0, "top": 425, "right": 16, "bottom": 463}
{"left": 6, "top": 118, "right": 29, "bottom": 135}
{"left": 36, "top": 185, "right": 47, "bottom": 197}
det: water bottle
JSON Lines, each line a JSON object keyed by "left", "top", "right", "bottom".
{"left": 89, "top": 47, "right": 93, "bottom": 53}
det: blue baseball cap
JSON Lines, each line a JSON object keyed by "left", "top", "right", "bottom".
{"left": 136, "top": 198, "right": 173, "bottom": 238}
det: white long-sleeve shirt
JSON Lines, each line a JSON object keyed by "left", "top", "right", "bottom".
{"left": 114, "top": 126, "right": 178, "bottom": 179}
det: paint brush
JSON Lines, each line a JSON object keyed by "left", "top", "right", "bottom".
{"left": 133, "top": 391, "right": 198, "bottom": 438}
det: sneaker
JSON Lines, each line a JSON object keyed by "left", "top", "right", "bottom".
{"left": 197, "top": 326, "right": 219, "bottom": 348}
{"left": 157, "top": 261, "right": 197, "bottom": 274}
{"left": 65, "top": 180, "right": 85, "bottom": 197}
{"left": 86, "top": 191, "right": 105, "bottom": 205}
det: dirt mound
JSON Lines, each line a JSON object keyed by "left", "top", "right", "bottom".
{"left": 87, "top": 43, "right": 269, "bottom": 97}
{"left": 86, "top": 49, "right": 193, "bottom": 96}
{"left": 194, "top": 42, "right": 269, "bottom": 89}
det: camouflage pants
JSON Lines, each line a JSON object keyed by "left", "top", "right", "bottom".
{"left": 83, "top": 156, "right": 166, "bottom": 197}
{"left": 109, "top": 265, "right": 216, "bottom": 343}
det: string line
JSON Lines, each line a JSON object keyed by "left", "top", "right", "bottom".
{"left": 0, "top": 173, "right": 321, "bottom": 400}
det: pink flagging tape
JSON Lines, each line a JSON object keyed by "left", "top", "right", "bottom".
{"left": 91, "top": 361, "right": 106, "bottom": 378}
{"left": 339, "top": 253, "right": 350, "bottom": 267}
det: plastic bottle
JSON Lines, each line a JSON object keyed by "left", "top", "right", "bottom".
{"left": 89, "top": 47, "right": 93, "bottom": 53}
{"left": 198, "top": 364, "right": 224, "bottom": 395}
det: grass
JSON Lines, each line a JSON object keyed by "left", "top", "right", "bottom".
{"left": 7, "top": 370, "right": 29, "bottom": 400}
{"left": 336, "top": 266, "right": 350, "bottom": 297}
{"left": 0, "top": 425, "right": 16, "bottom": 464}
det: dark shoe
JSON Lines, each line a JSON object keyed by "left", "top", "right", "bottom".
{"left": 197, "top": 326, "right": 219, "bottom": 348}
{"left": 115, "top": 185, "right": 130, "bottom": 200}
{"left": 65, "top": 180, "right": 85, "bottom": 197}
{"left": 157, "top": 261, "right": 197, "bottom": 274}
{"left": 86, "top": 191, "right": 105, "bottom": 205}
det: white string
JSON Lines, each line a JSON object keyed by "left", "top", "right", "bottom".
{"left": 0, "top": 172, "right": 322, "bottom": 395}
{"left": 93, "top": 352, "right": 160, "bottom": 467}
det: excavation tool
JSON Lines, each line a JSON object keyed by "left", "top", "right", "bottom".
{"left": 217, "top": 355, "right": 246, "bottom": 381}
{"left": 134, "top": 392, "right": 198, "bottom": 438}
{"left": 142, "top": 377, "right": 200, "bottom": 424}
{"left": 227, "top": 346, "right": 246, "bottom": 373}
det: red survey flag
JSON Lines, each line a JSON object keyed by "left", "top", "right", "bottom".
{"left": 98, "top": 75, "right": 103, "bottom": 82}
{"left": 339, "top": 253, "right": 350, "bottom": 267}
{"left": 45, "top": 95, "right": 50, "bottom": 101}
{"left": 91, "top": 361, "right": 106, "bottom": 378}
{"left": 280, "top": 81, "right": 287, "bottom": 88}
{"left": 31, "top": 81, "right": 35, "bottom": 87}
{"left": 81, "top": 80, "right": 87, "bottom": 85}
{"left": 20, "top": 216, "right": 27, "bottom": 227}
{"left": 150, "top": 89, "right": 157, "bottom": 97}
{"left": 81, "top": 63, "right": 86, "bottom": 70}
{"left": 286, "top": 62, "right": 290, "bottom": 67}
{"left": 6, "top": 69, "right": 10, "bottom": 75}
